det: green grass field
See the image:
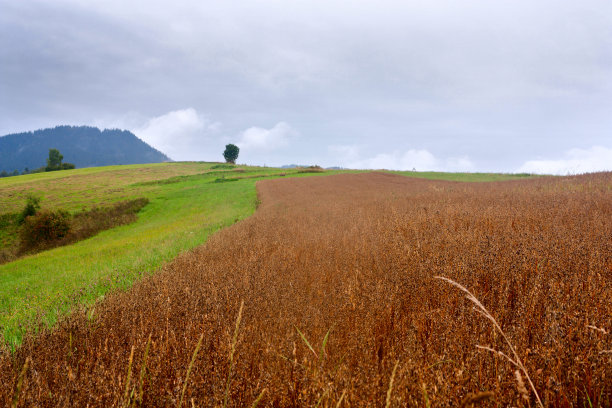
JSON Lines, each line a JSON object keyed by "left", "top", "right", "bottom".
{"left": 0, "top": 163, "right": 534, "bottom": 349}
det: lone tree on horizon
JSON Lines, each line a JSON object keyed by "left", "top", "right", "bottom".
{"left": 45, "top": 148, "right": 75, "bottom": 171}
{"left": 223, "top": 144, "right": 239, "bottom": 164}
{"left": 47, "top": 148, "right": 63, "bottom": 169}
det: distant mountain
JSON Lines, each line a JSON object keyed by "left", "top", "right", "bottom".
{"left": 0, "top": 126, "right": 170, "bottom": 173}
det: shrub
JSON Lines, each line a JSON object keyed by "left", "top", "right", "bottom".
{"left": 69, "top": 198, "right": 149, "bottom": 241}
{"left": 297, "top": 165, "right": 324, "bottom": 174}
{"left": 19, "top": 209, "right": 71, "bottom": 252}
{"left": 214, "top": 177, "right": 239, "bottom": 183}
{"left": 211, "top": 163, "right": 235, "bottom": 169}
{"left": 0, "top": 213, "right": 17, "bottom": 229}
{"left": 0, "top": 248, "right": 15, "bottom": 264}
{"left": 9, "top": 198, "right": 148, "bottom": 260}
{"left": 17, "top": 195, "right": 41, "bottom": 224}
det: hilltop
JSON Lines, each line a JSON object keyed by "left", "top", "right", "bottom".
{"left": 0, "top": 126, "right": 170, "bottom": 173}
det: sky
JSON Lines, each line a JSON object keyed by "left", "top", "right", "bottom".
{"left": 1, "top": 0, "right": 611, "bottom": 174}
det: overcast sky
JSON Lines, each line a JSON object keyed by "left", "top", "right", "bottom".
{"left": 1, "top": 0, "right": 611, "bottom": 173}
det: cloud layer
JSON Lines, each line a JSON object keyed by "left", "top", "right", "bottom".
{"left": 518, "top": 146, "right": 612, "bottom": 175}
{"left": 133, "top": 109, "right": 220, "bottom": 161}
{"left": 237, "top": 122, "right": 296, "bottom": 151}
{"left": 330, "top": 145, "right": 474, "bottom": 172}
{"left": 1, "top": 0, "right": 611, "bottom": 171}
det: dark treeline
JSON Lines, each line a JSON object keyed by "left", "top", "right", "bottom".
{"left": 0, "top": 148, "right": 76, "bottom": 178}
{"left": 0, "top": 170, "right": 20, "bottom": 178}
{"left": 0, "top": 125, "right": 170, "bottom": 175}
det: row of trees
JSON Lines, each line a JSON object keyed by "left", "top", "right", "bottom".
{"left": 0, "top": 148, "right": 75, "bottom": 178}
{"left": 0, "top": 170, "right": 20, "bottom": 178}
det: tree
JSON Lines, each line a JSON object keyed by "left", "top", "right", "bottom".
{"left": 223, "top": 144, "right": 239, "bottom": 164}
{"left": 47, "top": 148, "right": 63, "bottom": 170}
{"left": 45, "top": 148, "right": 75, "bottom": 172}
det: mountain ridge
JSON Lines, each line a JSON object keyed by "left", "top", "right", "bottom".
{"left": 0, "top": 126, "right": 170, "bottom": 173}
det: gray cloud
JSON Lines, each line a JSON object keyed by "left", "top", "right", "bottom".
{"left": 518, "top": 146, "right": 612, "bottom": 175}
{"left": 132, "top": 109, "right": 221, "bottom": 161}
{"left": 329, "top": 145, "right": 474, "bottom": 172}
{"left": 1, "top": 0, "right": 611, "bottom": 172}
{"left": 237, "top": 122, "right": 295, "bottom": 151}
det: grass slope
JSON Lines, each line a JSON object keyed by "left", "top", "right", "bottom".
{"left": 0, "top": 163, "right": 534, "bottom": 348}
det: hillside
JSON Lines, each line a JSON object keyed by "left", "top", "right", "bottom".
{"left": 0, "top": 126, "right": 170, "bottom": 173}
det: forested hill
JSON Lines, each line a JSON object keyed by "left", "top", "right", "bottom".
{"left": 0, "top": 126, "right": 170, "bottom": 173}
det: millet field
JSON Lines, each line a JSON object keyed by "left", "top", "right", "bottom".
{"left": 1, "top": 171, "right": 610, "bottom": 407}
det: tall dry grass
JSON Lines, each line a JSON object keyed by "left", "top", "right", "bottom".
{"left": 1, "top": 172, "right": 610, "bottom": 407}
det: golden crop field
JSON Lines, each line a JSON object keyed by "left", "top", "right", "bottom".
{"left": 2, "top": 172, "right": 611, "bottom": 407}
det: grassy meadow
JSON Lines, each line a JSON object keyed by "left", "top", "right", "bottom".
{"left": 0, "top": 164, "right": 532, "bottom": 349}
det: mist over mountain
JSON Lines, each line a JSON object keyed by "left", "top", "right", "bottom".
{"left": 0, "top": 126, "right": 170, "bottom": 173}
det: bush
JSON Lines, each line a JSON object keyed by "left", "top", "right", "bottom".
{"left": 0, "top": 248, "right": 15, "bottom": 264}
{"left": 17, "top": 195, "right": 41, "bottom": 224}
{"left": 10, "top": 198, "right": 148, "bottom": 259}
{"left": 214, "top": 177, "right": 239, "bottom": 183}
{"left": 0, "top": 213, "right": 17, "bottom": 229}
{"left": 19, "top": 209, "right": 71, "bottom": 252}
{"left": 297, "top": 165, "right": 324, "bottom": 174}
{"left": 211, "top": 163, "right": 235, "bottom": 169}
{"left": 69, "top": 198, "right": 149, "bottom": 240}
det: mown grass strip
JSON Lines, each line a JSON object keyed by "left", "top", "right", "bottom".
{"left": 0, "top": 168, "right": 260, "bottom": 348}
